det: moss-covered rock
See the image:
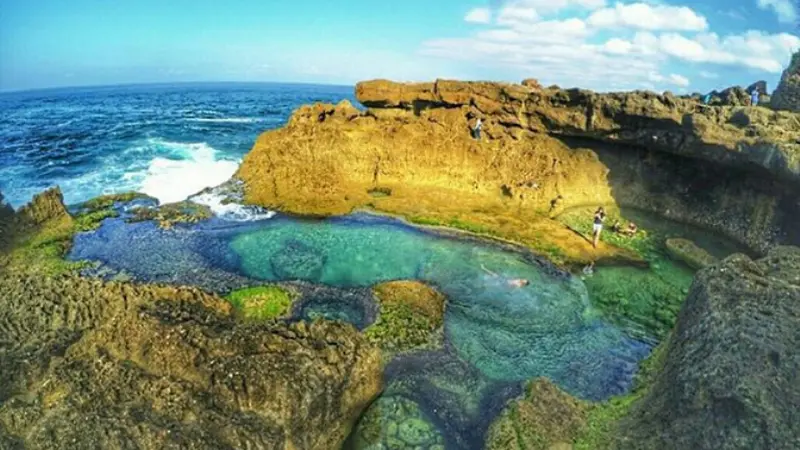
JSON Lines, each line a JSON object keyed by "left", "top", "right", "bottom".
{"left": 226, "top": 285, "right": 297, "bottom": 320}
{"left": 485, "top": 378, "right": 588, "bottom": 450}
{"left": 78, "top": 192, "right": 153, "bottom": 212}
{"left": 0, "top": 271, "right": 382, "bottom": 450}
{"left": 665, "top": 238, "right": 717, "bottom": 269}
{"left": 364, "top": 280, "right": 446, "bottom": 356}
{"left": 129, "top": 201, "right": 211, "bottom": 228}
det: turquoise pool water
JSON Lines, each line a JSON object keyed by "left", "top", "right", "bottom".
{"left": 69, "top": 212, "right": 651, "bottom": 448}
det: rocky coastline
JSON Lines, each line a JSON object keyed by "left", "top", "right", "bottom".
{"left": 1, "top": 77, "right": 799, "bottom": 449}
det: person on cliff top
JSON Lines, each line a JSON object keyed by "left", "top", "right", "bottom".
{"left": 481, "top": 264, "right": 529, "bottom": 288}
{"left": 592, "top": 207, "right": 606, "bottom": 248}
{"left": 473, "top": 118, "right": 483, "bottom": 140}
{"left": 751, "top": 90, "right": 759, "bottom": 107}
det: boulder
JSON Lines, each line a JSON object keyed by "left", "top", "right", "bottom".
{"left": 618, "top": 247, "right": 800, "bottom": 450}
{"left": 522, "top": 78, "right": 543, "bottom": 90}
{"left": 0, "top": 271, "right": 382, "bottom": 449}
{"left": 665, "top": 238, "right": 717, "bottom": 269}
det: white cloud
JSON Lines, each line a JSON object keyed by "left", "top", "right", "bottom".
{"left": 757, "top": 0, "right": 798, "bottom": 24}
{"left": 465, "top": 7, "right": 492, "bottom": 24}
{"left": 699, "top": 70, "right": 718, "bottom": 79}
{"left": 668, "top": 73, "right": 690, "bottom": 87}
{"left": 587, "top": 3, "right": 708, "bottom": 31}
{"left": 602, "top": 37, "right": 634, "bottom": 54}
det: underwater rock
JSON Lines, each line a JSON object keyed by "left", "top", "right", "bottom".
{"left": 349, "top": 395, "right": 446, "bottom": 449}
{"left": 485, "top": 378, "right": 588, "bottom": 450}
{"left": 665, "top": 238, "right": 717, "bottom": 269}
{"left": 0, "top": 271, "right": 382, "bottom": 450}
{"left": 289, "top": 282, "right": 379, "bottom": 331}
{"left": 364, "top": 280, "right": 447, "bottom": 356}
{"left": 270, "top": 238, "right": 327, "bottom": 281}
{"left": 617, "top": 247, "right": 800, "bottom": 450}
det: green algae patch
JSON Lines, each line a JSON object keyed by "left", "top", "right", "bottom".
{"left": 365, "top": 280, "right": 446, "bottom": 356}
{"left": 79, "top": 192, "right": 153, "bottom": 212}
{"left": 349, "top": 395, "right": 446, "bottom": 449}
{"left": 226, "top": 285, "right": 296, "bottom": 320}
{"left": 73, "top": 208, "right": 119, "bottom": 232}
{"left": 485, "top": 378, "right": 588, "bottom": 450}
{"left": 583, "top": 262, "right": 692, "bottom": 339}
{"left": 130, "top": 201, "right": 212, "bottom": 229}
{"left": 2, "top": 215, "right": 90, "bottom": 276}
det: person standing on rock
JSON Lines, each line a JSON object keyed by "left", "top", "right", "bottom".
{"left": 592, "top": 207, "right": 606, "bottom": 248}
{"left": 751, "top": 90, "right": 759, "bottom": 107}
{"left": 472, "top": 118, "right": 483, "bottom": 140}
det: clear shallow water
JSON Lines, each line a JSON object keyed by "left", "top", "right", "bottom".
{"left": 69, "top": 212, "right": 651, "bottom": 448}
{"left": 0, "top": 83, "right": 354, "bottom": 208}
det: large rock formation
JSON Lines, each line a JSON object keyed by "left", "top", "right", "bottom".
{"left": 771, "top": 51, "right": 800, "bottom": 111}
{"left": 617, "top": 247, "right": 800, "bottom": 449}
{"left": 239, "top": 79, "right": 800, "bottom": 256}
{"left": 0, "top": 272, "right": 382, "bottom": 449}
{"left": 0, "top": 189, "right": 383, "bottom": 449}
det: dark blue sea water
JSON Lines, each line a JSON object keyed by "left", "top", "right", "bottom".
{"left": 0, "top": 83, "right": 354, "bottom": 208}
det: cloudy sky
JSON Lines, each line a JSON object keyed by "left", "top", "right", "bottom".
{"left": 1, "top": 0, "right": 799, "bottom": 93}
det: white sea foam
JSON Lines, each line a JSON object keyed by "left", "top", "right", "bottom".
{"left": 128, "top": 140, "right": 240, "bottom": 205}
{"left": 190, "top": 191, "right": 276, "bottom": 221}
{"left": 186, "top": 117, "right": 261, "bottom": 124}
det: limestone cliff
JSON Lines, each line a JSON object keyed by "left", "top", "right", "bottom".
{"left": 239, "top": 79, "right": 800, "bottom": 256}
{"left": 617, "top": 247, "right": 800, "bottom": 449}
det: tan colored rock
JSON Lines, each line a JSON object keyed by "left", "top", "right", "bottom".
{"left": 0, "top": 271, "right": 382, "bottom": 450}
{"left": 15, "top": 187, "right": 71, "bottom": 229}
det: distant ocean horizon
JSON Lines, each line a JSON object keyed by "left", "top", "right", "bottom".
{"left": 0, "top": 82, "right": 356, "bottom": 208}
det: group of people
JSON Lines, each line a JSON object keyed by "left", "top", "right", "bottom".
{"left": 591, "top": 207, "right": 638, "bottom": 248}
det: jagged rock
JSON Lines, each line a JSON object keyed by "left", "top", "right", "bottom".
{"left": 771, "top": 51, "right": 800, "bottom": 111}
{"left": 485, "top": 378, "right": 587, "bottom": 450}
{"left": 0, "top": 191, "right": 14, "bottom": 251}
{"left": 618, "top": 247, "right": 800, "bottom": 450}
{"left": 747, "top": 80, "right": 767, "bottom": 95}
{"left": 522, "top": 78, "right": 543, "bottom": 90}
{"left": 15, "top": 187, "right": 70, "bottom": 228}
{"left": 0, "top": 271, "right": 382, "bottom": 449}
{"left": 665, "top": 238, "right": 717, "bottom": 269}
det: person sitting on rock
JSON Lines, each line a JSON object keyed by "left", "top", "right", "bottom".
{"left": 472, "top": 118, "right": 483, "bottom": 140}
{"left": 481, "top": 264, "right": 529, "bottom": 288}
{"left": 611, "top": 220, "right": 622, "bottom": 233}
{"left": 624, "top": 221, "right": 638, "bottom": 237}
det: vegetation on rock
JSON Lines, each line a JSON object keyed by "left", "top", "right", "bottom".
{"left": 130, "top": 201, "right": 212, "bottom": 228}
{"left": 364, "top": 280, "right": 446, "bottom": 356}
{"left": 78, "top": 192, "right": 154, "bottom": 212}
{"left": 226, "top": 285, "right": 296, "bottom": 320}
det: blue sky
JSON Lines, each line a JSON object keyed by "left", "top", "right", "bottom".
{"left": 1, "top": 0, "right": 799, "bottom": 93}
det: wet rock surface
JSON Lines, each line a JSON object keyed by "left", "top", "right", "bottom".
{"left": 618, "top": 247, "right": 800, "bottom": 450}
{"left": 665, "top": 238, "right": 717, "bottom": 269}
{"left": 0, "top": 271, "right": 382, "bottom": 449}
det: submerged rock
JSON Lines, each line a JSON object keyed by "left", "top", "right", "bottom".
{"left": 665, "top": 238, "right": 717, "bottom": 269}
{"left": 270, "top": 238, "right": 327, "bottom": 280}
{"left": 618, "top": 247, "right": 800, "bottom": 450}
{"left": 364, "top": 280, "right": 447, "bottom": 356}
{"left": 485, "top": 378, "right": 588, "bottom": 450}
{"left": 0, "top": 271, "right": 382, "bottom": 449}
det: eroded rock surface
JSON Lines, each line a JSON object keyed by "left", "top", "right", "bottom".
{"left": 0, "top": 272, "right": 382, "bottom": 449}
{"left": 618, "top": 247, "right": 800, "bottom": 450}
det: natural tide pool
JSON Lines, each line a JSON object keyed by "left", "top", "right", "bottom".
{"left": 69, "top": 211, "right": 653, "bottom": 448}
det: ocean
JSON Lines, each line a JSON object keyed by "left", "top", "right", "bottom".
{"left": 0, "top": 82, "right": 355, "bottom": 209}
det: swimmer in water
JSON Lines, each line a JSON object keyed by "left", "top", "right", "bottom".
{"left": 481, "top": 264, "right": 530, "bottom": 287}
